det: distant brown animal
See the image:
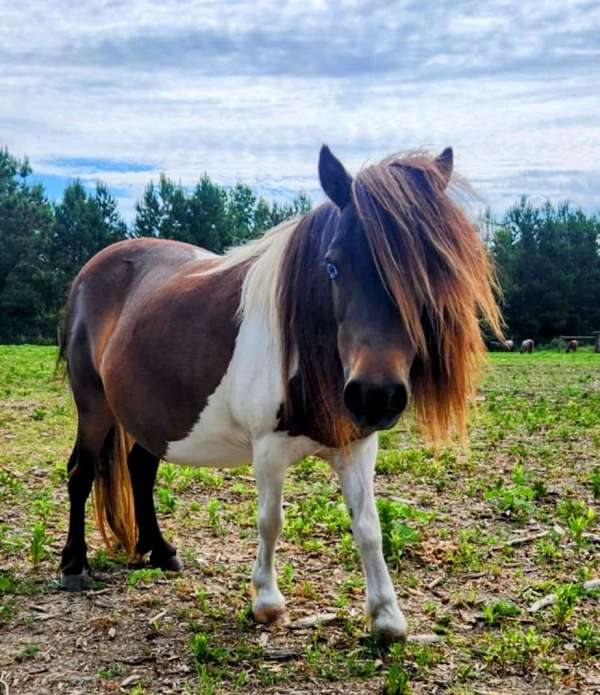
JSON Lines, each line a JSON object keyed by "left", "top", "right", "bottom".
{"left": 520, "top": 339, "right": 535, "bottom": 353}
{"left": 566, "top": 340, "right": 578, "bottom": 353}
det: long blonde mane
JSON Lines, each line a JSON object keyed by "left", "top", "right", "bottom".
{"left": 203, "top": 218, "right": 299, "bottom": 343}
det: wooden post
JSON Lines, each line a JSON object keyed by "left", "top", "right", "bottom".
{"left": 595, "top": 333, "right": 600, "bottom": 354}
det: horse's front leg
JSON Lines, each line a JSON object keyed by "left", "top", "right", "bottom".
{"left": 333, "top": 435, "right": 408, "bottom": 642}
{"left": 251, "top": 440, "right": 288, "bottom": 623}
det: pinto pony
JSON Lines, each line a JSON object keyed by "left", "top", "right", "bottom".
{"left": 58, "top": 145, "right": 502, "bottom": 641}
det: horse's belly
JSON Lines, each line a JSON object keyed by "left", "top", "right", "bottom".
{"left": 164, "top": 434, "right": 252, "bottom": 468}
{"left": 164, "top": 385, "right": 253, "bottom": 467}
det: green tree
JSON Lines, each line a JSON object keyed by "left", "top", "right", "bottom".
{"left": 134, "top": 172, "right": 312, "bottom": 251}
{"left": 133, "top": 175, "right": 188, "bottom": 240}
{"left": 0, "top": 148, "right": 54, "bottom": 342}
{"left": 227, "top": 182, "right": 257, "bottom": 244}
{"left": 187, "top": 176, "right": 231, "bottom": 252}
{"left": 0, "top": 146, "right": 313, "bottom": 343}
{"left": 490, "top": 199, "right": 600, "bottom": 342}
{"left": 36, "top": 180, "right": 128, "bottom": 336}
{"left": 255, "top": 191, "right": 313, "bottom": 233}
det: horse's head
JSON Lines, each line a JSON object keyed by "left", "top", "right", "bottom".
{"left": 317, "top": 146, "right": 445, "bottom": 429}
{"left": 316, "top": 145, "right": 502, "bottom": 439}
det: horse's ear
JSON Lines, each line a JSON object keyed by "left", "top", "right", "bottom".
{"left": 319, "top": 145, "right": 352, "bottom": 208}
{"left": 434, "top": 147, "right": 453, "bottom": 188}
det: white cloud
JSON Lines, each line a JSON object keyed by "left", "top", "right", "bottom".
{"left": 0, "top": 0, "right": 599, "bottom": 219}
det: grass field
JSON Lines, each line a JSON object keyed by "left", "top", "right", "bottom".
{"left": 0, "top": 346, "right": 598, "bottom": 694}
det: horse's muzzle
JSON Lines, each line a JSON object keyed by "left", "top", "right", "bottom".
{"left": 343, "top": 379, "right": 409, "bottom": 430}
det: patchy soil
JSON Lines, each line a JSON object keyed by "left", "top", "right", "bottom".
{"left": 0, "top": 346, "right": 599, "bottom": 694}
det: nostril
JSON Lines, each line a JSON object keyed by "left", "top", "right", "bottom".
{"left": 344, "top": 380, "right": 364, "bottom": 416}
{"left": 345, "top": 380, "right": 409, "bottom": 424}
{"left": 389, "top": 383, "right": 408, "bottom": 414}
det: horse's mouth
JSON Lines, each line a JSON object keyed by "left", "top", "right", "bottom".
{"left": 349, "top": 409, "right": 403, "bottom": 433}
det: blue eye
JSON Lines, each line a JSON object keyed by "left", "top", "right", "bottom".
{"left": 325, "top": 261, "right": 339, "bottom": 280}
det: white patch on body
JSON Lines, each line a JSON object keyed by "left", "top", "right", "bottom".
{"left": 164, "top": 307, "right": 321, "bottom": 467}
{"left": 166, "top": 220, "right": 302, "bottom": 468}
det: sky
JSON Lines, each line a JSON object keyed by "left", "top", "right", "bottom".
{"left": 1, "top": 0, "right": 599, "bottom": 222}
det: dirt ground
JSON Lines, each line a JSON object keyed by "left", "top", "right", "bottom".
{"left": 0, "top": 347, "right": 598, "bottom": 694}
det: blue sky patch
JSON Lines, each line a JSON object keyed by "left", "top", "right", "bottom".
{"left": 46, "top": 158, "right": 155, "bottom": 174}
{"left": 29, "top": 174, "right": 130, "bottom": 202}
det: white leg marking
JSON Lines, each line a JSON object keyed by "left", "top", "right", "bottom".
{"left": 250, "top": 434, "right": 317, "bottom": 623}
{"left": 332, "top": 435, "right": 407, "bottom": 641}
{"left": 252, "top": 462, "right": 286, "bottom": 623}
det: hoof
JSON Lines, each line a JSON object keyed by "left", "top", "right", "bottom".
{"left": 372, "top": 626, "right": 408, "bottom": 649}
{"left": 371, "top": 607, "right": 408, "bottom": 647}
{"left": 60, "top": 568, "right": 92, "bottom": 592}
{"left": 150, "top": 553, "right": 182, "bottom": 572}
{"left": 252, "top": 587, "right": 287, "bottom": 624}
{"left": 129, "top": 554, "right": 148, "bottom": 568}
{"left": 252, "top": 603, "right": 288, "bottom": 625}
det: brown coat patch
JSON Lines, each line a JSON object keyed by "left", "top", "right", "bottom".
{"left": 64, "top": 238, "right": 244, "bottom": 457}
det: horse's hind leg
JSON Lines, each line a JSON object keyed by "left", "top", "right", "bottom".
{"left": 60, "top": 405, "right": 112, "bottom": 590}
{"left": 127, "top": 443, "right": 181, "bottom": 571}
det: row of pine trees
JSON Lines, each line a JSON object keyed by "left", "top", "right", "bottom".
{"left": 0, "top": 148, "right": 310, "bottom": 342}
{"left": 1, "top": 146, "right": 599, "bottom": 344}
{"left": 488, "top": 200, "right": 600, "bottom": 341}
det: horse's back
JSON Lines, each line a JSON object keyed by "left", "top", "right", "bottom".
{"left": 70, "top": 237, "right": 214, "bottom": 316}
{"left": 65, "top": 239, "right": 210, "bottom": 373}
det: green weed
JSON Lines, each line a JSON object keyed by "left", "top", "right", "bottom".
{"left": 29, "top": 521, "right": 49, "bottom": 567}
{"left": 484, "top": 627, "right": 551, "bottom": 668}
{"left": 16, "top": 643, "right": 40, "bottom": 661}
{"left": 127, "top": 567, "right": 164, "bottom": 587}
{"left": 590, "top": 467, "right": 600, "bottom": 499}
{"left": 482, "top": 599, "right": 520, "bottom": 626}
{"left": 156, "top": 487, "right": 177, "bottom": 514}
{"left": 377, "top": 499, "right": 428, "bottom": 566}
{"left": 551, "top": 583, "right": 582, "bottom": 629}
{"left": 383, "top": 664, "right": 412, "bottom": 694}
{"left": 572, "top": 620, "right": 600, "bottom": 657}
{"left": 206, "top": 499, "right": 225, "bottom": 536}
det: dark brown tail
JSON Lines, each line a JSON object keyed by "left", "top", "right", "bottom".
{"left": 55, "top": 284, "right": 76, "bottom": 380}
{"left": 94, "top": 424, "right": 137, "bottom": 557}
{"left": 55, "top": 317, "right": 68, "bottom": 381}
